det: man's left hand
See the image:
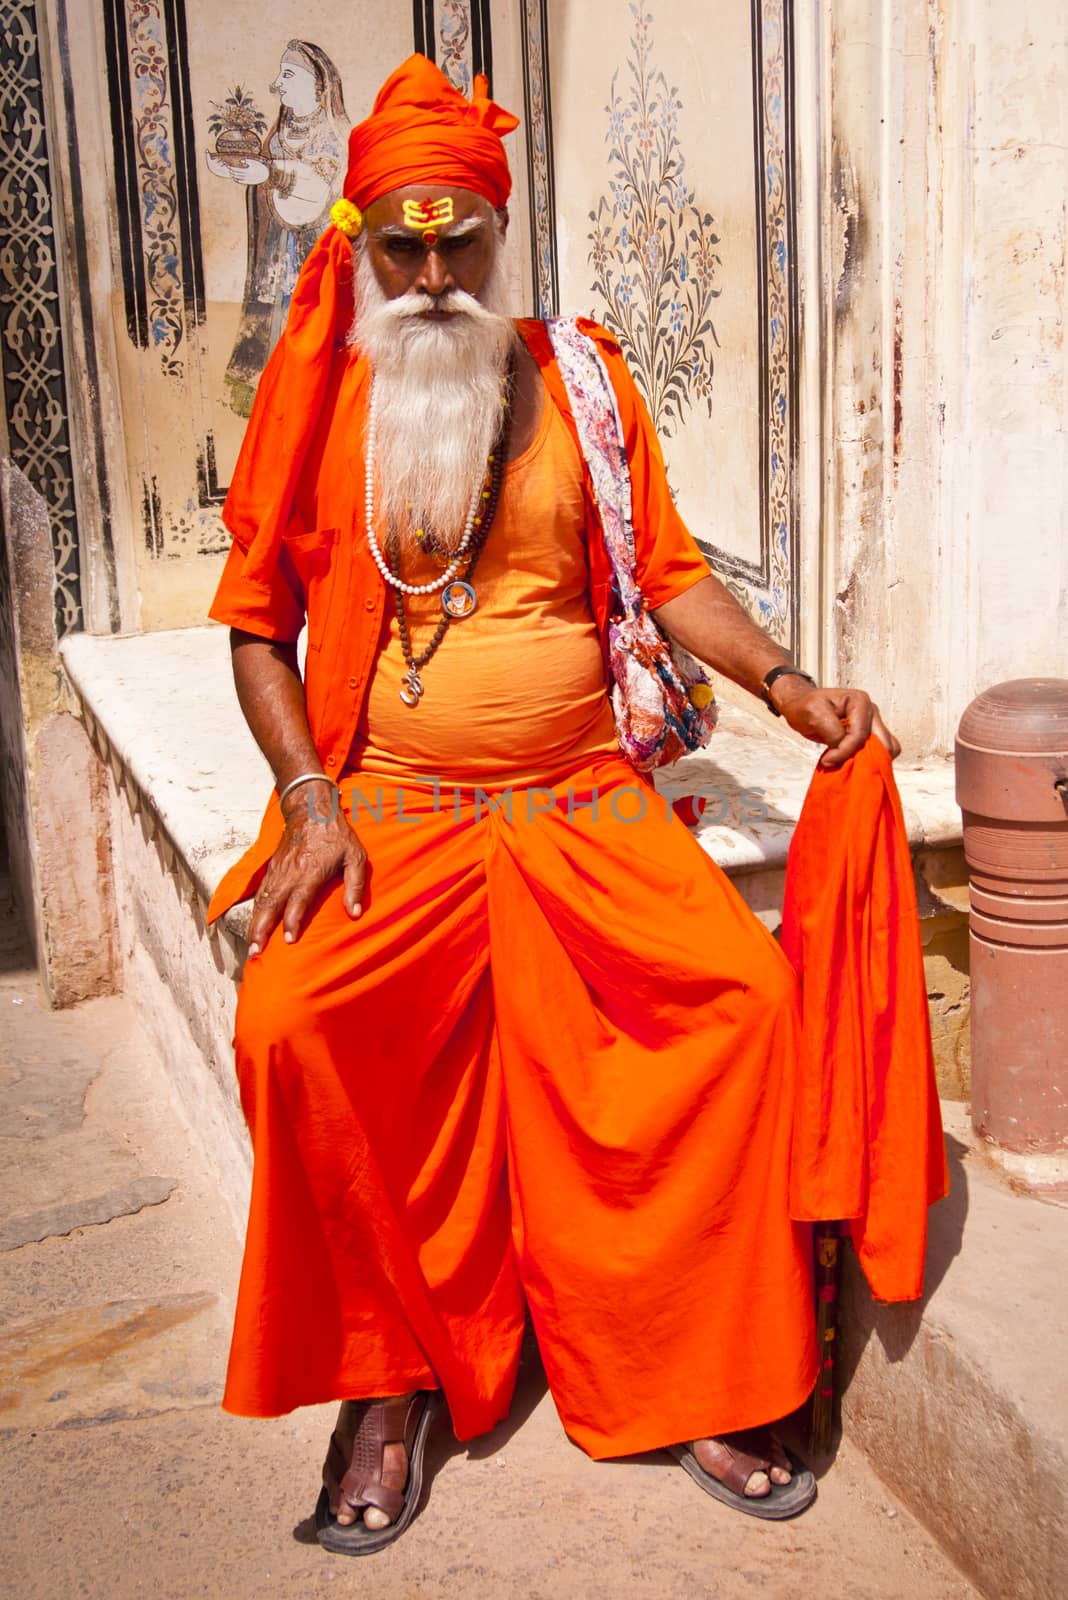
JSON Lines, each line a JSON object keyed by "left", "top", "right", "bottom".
{"left": 770, "top": 678, "right": 901, "bottom": 769}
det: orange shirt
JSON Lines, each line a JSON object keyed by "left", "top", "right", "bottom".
{"left": 350, "top": 392, "right": 618, "bottom": 788}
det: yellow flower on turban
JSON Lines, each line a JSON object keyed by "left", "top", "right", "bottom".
{"left": 330, "top": 198, "right": 364, "bottom": 239}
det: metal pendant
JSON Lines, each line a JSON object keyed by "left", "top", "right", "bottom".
{"left": 441, "top": 579, "right": 477, "bottom": 620}
{"left": 399, "top": 666, "right": 424, "bottom": 706}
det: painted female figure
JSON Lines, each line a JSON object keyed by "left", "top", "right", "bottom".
{"left": 207, "top": 41, "right": 348, "bottom": 415}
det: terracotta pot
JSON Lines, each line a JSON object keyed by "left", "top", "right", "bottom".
{"left": 956, "top": 678, "right": 1068, "bottom": 1157}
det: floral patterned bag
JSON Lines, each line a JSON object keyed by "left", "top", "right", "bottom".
{"left": 547, "top": 317, "right": 718, "bottom": 772}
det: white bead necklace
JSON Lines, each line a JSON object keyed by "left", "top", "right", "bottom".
{"left": 364, "top": 376, "right": 483, "bottom": 596}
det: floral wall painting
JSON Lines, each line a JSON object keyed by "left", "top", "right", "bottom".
{"left": 437, "top": 0, "right": 473, "bottom": 92}
{"left": 563, "top": 0, "right": 799, "bottom": 653}
{"left": 413, "top": 0, "right": 493, "bottom": 98}
{"left": 206, "top": 40, "right": 348, "bottom": 416}
{"left": 587, "top": 6, "right": 721, "bottom": 440}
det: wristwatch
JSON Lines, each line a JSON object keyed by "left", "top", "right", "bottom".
{"left": 761, "top": 664, "right": 817, "bottom": 716}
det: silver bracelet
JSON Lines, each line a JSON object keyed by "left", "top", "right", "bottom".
{"left": 277, "top": 771, "right": 338, "bottom": 810}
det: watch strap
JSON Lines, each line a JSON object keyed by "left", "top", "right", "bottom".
{"left": 762, "top": 665, "right": 817, "bottom": 716}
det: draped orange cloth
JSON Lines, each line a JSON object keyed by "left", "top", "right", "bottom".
{"left": 211, "top": 304, "right": 942, "bottom": 1455}
{"left": 781, "top": 738, "right": 949, "bottom": 1302}
{"left": 217, "top": 382, "right": 817, "bottom": 1452}
{"left": 224, "top": 762, "right": 817, "bottom": 1454}
{"left": 344, "top": 54, "right": 517, "bottom": 211}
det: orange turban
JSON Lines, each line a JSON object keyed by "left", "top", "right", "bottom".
{"left": 345, "top": 54, "right": 518, "bottom": 211}
{"left": 224, "top": 56, "right": 520, "bottom": 587}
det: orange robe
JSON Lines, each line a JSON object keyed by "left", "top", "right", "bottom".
{"left": 209, "top": 323, "right": 818, "bottom": 1456}
{"left": 782, "top": 737, "right": 949, "bottom": 1304}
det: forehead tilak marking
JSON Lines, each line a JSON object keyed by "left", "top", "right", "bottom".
{"left": 401, "top": 196, "right": 456, "bottom": 231}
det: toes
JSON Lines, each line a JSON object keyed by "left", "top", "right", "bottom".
{"left": 767, "top": 1433, "right": 792, "bottom": 1485}
{"left": 332, "top": 1498, "right": 393, "bottom": 1530}
{"left": 743, "top": 1470, "right": 771, "bottom": 1498}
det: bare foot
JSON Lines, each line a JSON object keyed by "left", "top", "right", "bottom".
{"left": 324, "top": 1394, "right": 415, "bottom": 1530}
{"left": 691, "top": 1430, "right": 793, "bottom": 1498}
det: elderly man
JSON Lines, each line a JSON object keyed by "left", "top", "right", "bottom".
{"left": 208, "top": 56, "right": 896, "bottom": 1555}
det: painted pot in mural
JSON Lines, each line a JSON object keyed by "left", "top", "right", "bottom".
{"left": 214, "top": 126, "right": 263, "bottom": 164}
{"left": 206, "top": 42, "right": 348, "bottom": 416}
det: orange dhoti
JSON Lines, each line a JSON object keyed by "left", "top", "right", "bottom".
{"left": 225, "top": 758, "right": 817, "bottom": 1458}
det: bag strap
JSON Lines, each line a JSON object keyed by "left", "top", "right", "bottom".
{"left": 545, "top": 318, "right": 643, "bottom": 616}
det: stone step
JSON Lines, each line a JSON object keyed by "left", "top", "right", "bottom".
{"left": 841, "top": 1102, "right": 1068, "bottom": 1600}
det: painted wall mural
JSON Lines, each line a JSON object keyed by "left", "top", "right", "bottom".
{"left": 90, "top": 0, "right": 417, "bottom": 619}
{"left": 520, "top": 0, "right": 559, "bottom": 318}
{"left": 415, "top": 0, "right": 493, "bottom": 94}
{"left": 102, "top": 0, "right": 204, "bottom": 385}
{"left": 205, "top": 42, "right": 348, "bottom": 415}
{"left": 552, "top": 0, "right": 800, "bottom": 652}
{"left": 0, "top": 0, "right": 82, "bottom": 634}
{"left": 587, "top": 6, "right": 721, "bottom": 440}
{"left": 7, "top": 0, "right": 799, "bottom": 647}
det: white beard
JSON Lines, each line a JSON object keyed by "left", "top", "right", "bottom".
{"left": 350, "top": 243, "right": 516, "bottom": 554}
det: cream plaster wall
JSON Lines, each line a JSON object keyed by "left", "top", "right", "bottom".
{"left": 820, "top": 0, "right": 1068, "bottom": 753}
{"left": 941, "top": 2, "right": 1068, "bottom": 716}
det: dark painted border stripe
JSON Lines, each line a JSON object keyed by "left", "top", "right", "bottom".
{"left": 413, "top": 0, "right": 435, "bottom": 59}
{"left": 698, "top": 0, "right": 798, "bottom": 655}
{"left": 751, "top": 0, "right": 771, "bottom": 590}
{"left": 101, "top": 0, "right": 147, "bottom": 348}
{"left": 783, "top": 0, "right": 800, "bottom": 656}
{"left": 536, "top": 0, "right": 559, "bottom": 316}
{"left": 696, "top": 0, "right": 774, "bottom": 595}
{"left": 520, "top": 0, "right": 559, "bottom": 318}
{"left": 0, "top": 0, "right": 84, "bottom": 631}
{"left": 471, "top": 0, "right": 493, "bottom": 86}
{"left": 163, "top": 0, "right": 206, "bottom": 323}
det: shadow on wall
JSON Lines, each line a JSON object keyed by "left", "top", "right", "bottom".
{"left": 0, "top": 817, "right": 33, "bottom": 976}
{"left": 836, "top": 1132, "right": 969, "bottom": 1387}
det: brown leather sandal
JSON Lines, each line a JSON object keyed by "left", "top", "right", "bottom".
{"left": 315, "top": 1391, "right": 439, "bottom": 1555}
{"left": 668, "top": 1429, "right": 817, "bottom": 1521}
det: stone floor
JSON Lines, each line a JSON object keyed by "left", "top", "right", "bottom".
{"left": 0, "top": 868, "right": 978, "bottom": 1600}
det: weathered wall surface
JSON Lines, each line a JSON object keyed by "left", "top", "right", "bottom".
{"left": 822, "top": 0, "right": 1068, "bottom": 753}
{"left": 0, "top": 464, "right": 118, "bottom": 1005}
{"left": 106, "top": 779, "right": 252, "bottom": 1235}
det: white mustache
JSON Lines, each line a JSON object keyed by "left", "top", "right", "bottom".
{"left": 380, "top": 287, "right": 502, "bottom": 324}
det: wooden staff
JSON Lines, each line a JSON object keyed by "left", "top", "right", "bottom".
{"left": 809, "top": 1220, "right": 843, "bottom": 1453}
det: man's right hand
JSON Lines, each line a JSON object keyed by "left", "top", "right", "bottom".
{"left": 247, "top": 790, "right": 367, "bottom": 957}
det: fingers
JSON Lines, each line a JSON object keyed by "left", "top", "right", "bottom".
{"left": 245, "top": 817, "right": 368, "bottom": 957}
{"left": 871, "top": 706, "right": 902, "bottom": 760}
{"left": 246, "top": 884, "right": 284, "bottom": 959}
{"left": 343, "top": 843, "right": 367, "bottom": 920}
{"left": 800, "top": 691, "right": 900, "bottom": 769}
{"left": 815, "top": 691, "right": 874, "bottom": 770}
{"left": 282, "top": 885, "right": 316, "bottom": 944}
